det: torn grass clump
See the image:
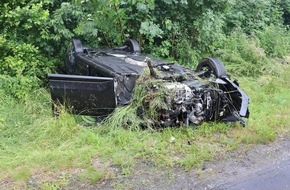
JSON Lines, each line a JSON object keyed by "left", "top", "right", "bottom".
{"left": 105, "top": 68, "right": 169, "bottom": 129}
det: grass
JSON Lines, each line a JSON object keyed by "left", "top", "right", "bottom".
{"left": 0, "top": 61, "right": 290, "bottom": 188}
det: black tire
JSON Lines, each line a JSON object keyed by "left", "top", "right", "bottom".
{"left": 65, "top": 39, "right": 83, "bottom": 74}
{"left": 65, "top": 46, "right": 74, "bottom": 74}
{"left": 196, "top": 58, "right": 227, "bottom": 78}
{"left": 124, "top": 39, "right": 141, "bottom": 53}
{"left": 71, "top": 39, "right": 83, "bottom": 54}
{"left": 65, "top": 53, "right": 73, "bottom": 74}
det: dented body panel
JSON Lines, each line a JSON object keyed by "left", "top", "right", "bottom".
{"left": 49, "top": 39, "right": 249, "bottom": 126}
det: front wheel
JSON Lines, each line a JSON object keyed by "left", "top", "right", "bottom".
{"left": 196, "top": 58, "right": 227, "bottom": 78}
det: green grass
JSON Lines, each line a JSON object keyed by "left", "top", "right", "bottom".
{"left": 0, "top": 61, "right": 289, "bottom": 188}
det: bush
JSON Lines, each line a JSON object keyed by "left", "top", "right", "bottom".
{"left": 256, "top": 25, "right": 290, "bottom": 57}
{"left": 175, "top": 38, "right": 200, "bottom": 67}
{"left": 0, "top": 37, "right": 54, "bottom": 99}
{"left": 215, "top": 31, "right": 268, "bottom": 76}
{"left": 0, "top": 75, "right": 40, "bottom": 100}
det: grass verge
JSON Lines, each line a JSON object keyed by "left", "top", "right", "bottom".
{"left": 0, "top": 61, "right": 289, "bottom": 188}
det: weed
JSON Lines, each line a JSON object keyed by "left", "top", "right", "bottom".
{"left": 256, "top": 25, "right": 290, "bottom": 57}
{"left": 79, "top": 167, "right": 106, "bottom": 184}
{"left": 12, "top": 167, "right": 31, "bottom": 181}
{"left": 0, "top": 54, "right": 289, "bottom": 188}
{"left": 179, "top": 143, "right": 213, "bottom": 169}
{"left": 40, "top": 173, "right": 71, "bottom": 190}
{"left": 215, "top": 31, "right": 268, "bottom": 76}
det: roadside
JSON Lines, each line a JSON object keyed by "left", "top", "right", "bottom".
{"left": 85, "top": 134, "right": 290, "bottom": 190}
{"left": 0, "top": 61, "right": 289, "bottom": 190}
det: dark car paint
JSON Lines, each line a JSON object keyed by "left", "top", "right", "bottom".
{"left": 48, "top": 39, "right": 250, "bottom": 125}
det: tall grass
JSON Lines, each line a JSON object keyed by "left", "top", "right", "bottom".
{"left": 0, "top": 31, "right": 290, "bottom": 188}
{"left": 215, "top": 26, "right": 290, "bottom": 77}
{"left": 1, "top": 60, "right": 289, "bottom": 187}
{"left": 256, "top": 25, "right": 290, "bottom": 57}
{"left": 215, "top": 31, "right": 268, "bottom": 76}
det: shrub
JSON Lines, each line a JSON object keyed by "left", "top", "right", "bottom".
{"left": 175, "top": 38, "right": 200, "bottom": 67}
{"left": 0, "top": 75, "right": 40, "bottom": 100}
{"left": 215, "top": 31, "right": 268, "bottom": 76}
{"left": 0, "top": 37, "right": 54, "bottom": 99}
{"left": 256, "top": 25, "right": 290, "bottom": 57}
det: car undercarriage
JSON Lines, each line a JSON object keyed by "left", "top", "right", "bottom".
{"left": 48, "top": 39, "right": 249, "bottom": 126}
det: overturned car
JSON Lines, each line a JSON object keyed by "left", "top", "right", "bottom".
{"left": 48, "top": 39, "right": 249, "bottom": 126}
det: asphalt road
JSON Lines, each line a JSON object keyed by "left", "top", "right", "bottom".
{"left": 220, "top": 159, "right": 290, "bottom": 190}
{"left": 31, "top": 135, "right": 288, "bottom": 190}
{"left": 86, "top": 136, "right": 290, "bottom": 190}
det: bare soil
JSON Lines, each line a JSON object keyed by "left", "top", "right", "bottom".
{"left": 2, "top": 135, "right": 290, "bottom": 190}
{"left": 74, "top": 135, "right": 290, "bottom": 189}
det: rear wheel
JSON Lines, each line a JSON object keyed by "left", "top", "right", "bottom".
{"left": 124, "top": 39, "right": 141, "bottom": 53}
{"left": 196, "top": 58, "right": 227, "bottom": 78}
{"left": 65, "top": 47, "right": 74, "bottom": 74}
{"left": 65, "top": 39, "right": 84, "bottom": 74}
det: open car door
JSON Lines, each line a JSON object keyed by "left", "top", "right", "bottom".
{"left": 48, "top": 74, "right": 117, "bottom": 116}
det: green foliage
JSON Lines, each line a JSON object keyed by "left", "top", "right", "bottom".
{"left": 152, "top": 0, "right": 227, "bottom": 59}
{"left": 140, "top": 20, "right": 163, "bottom": 42}
{"left": 194, "top": 10, "right": 226, "bottom": 53}
{"left": 215, "top": 31, "right": 268, "bottom": 76}
{"left": 1, "top": 1, "right": 290, "bottom": 188}
{"left": 0, "top": 36, "right": 54, "bottom": 99}
{"left": 150, "top": 40, "right": 172, "bottom": 58}
{"left": 0, "top": 75, "right": 39, "bottom": 100}
{"left": 79, "top": 167, "right": 106, "bottom": 184}
{"left": 75, "top": 0, "right": 157, "bottom": 46}
{"left": 280, "top": 0, "right": 290, "bottom": 25}
{"left": 0, "top": 0, "right": 289, "bottom": 96}
{"left": 0, "top": 36, "right": 52, "bottom": 99}
{"left": 226, "top": 0, "right": 283, "bottom": 33}
{"left": 0, "top": 1, "right": 83, "bottom": 56}
{"left": 43, "top": 2, "right": 84, "bottom": 55}
{"left": 256, "top": 25, "right": 290, "bottom": 57}
{"left": 1, "top": 1, "right": 50, "bottom": 42}
{"left": 214, "top": 25, "right": 290, "bottom": 77}
{"left": 0, "top": 1, "right": 84, "bottom": 98}
{"left": 0, "top": 39, "right": 52, "bottom": 78}
{"left": 174, "top": 38, "right": 200, "bottom": 67}
{"left": 0, "top": 62, "right": 290, "bottom": 187}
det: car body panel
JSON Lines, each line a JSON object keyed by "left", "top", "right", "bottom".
{"left": 49, "top": 74, "right": 116, "bottom": 116}
{"left": 48, "top": 39, "right": 250, "bottom": 126}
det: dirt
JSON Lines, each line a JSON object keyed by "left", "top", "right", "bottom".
{"left": 2, "top": 135, "right": 290, "bottom": 190}
{"left": 74, "top": 135, "right": 290, "bottom": 190}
